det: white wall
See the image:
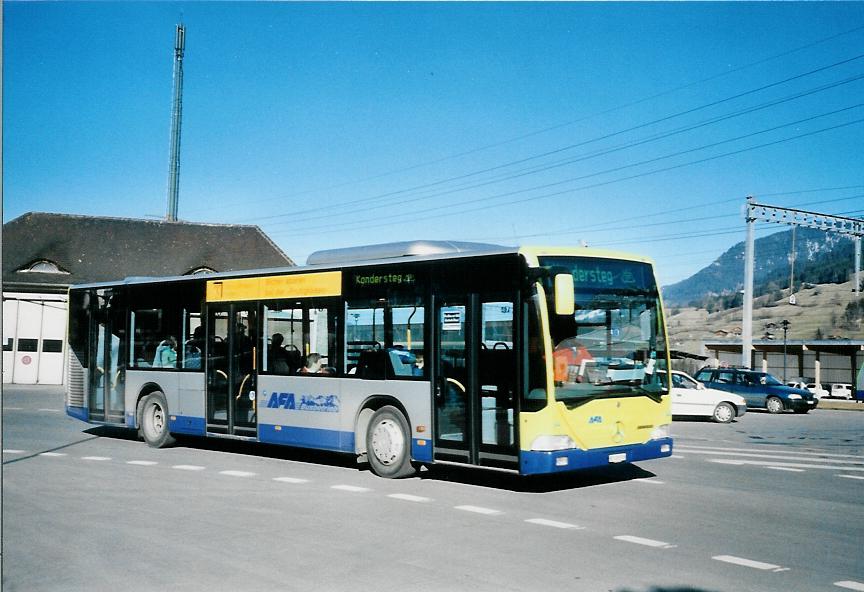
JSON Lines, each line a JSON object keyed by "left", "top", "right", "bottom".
{"left": 2, "top": 293, "right": 68, "bottom": 385}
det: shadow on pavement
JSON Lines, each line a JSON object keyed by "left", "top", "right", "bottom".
{"left": 85, "top": 425, "right": 360, "bottom": 471}
{"left": 83, "top": 425, "right": 659, "bottom": 491}
{"left": 617, "top": 588, "right": 721, "bottom": 592}
{"left": 419, "top": 461, "right": 659, "bottom": 493}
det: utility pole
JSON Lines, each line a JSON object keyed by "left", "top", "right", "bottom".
{"left": 741, "top": 198, "right": 864, "bottom": 369}
{"left": 741, "top": 197, "right": 756, "bottom": 368}
{"left": 166, "top": 23, "right": 186, "bottom": 222}
{"left": 781, "top": 319, "right": 790, "bottom": 382}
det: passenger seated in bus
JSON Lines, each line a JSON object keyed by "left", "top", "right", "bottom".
{"left": 300, "top": 353, "right": 326, "bottom": 375}
{"left": 269, "top": 333, "right": 292, "bottom": 374}
{"left": 184, "top": 327, "right": 204, "bottom": 369}
{"left": 153, "top": 336, "right": 178, "bottom": 368}
{"left": 413, "top": 353, "right": 425, "bottom": 376}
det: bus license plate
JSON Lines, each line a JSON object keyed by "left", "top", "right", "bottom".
{"left": 609, "top": 453, "right": 627, "bottom": 463}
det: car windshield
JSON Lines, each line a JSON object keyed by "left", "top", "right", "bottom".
{"left": 540, "top": 256, "right": 668, "bottom": 405}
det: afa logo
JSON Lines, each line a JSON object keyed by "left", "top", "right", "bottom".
{"left": 588, "top": 415, "right": 603, "bottom": 424}
{"left": 267, "top": 392, "right": 296, "bottom": 410}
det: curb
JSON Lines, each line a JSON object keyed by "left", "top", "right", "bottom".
{"left": 817, "top": 400, "right": 864, "bottom": 411}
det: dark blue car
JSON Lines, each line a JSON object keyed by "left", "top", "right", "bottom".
{"left": 694, "top": 367, "right": 817, "bottom": 414}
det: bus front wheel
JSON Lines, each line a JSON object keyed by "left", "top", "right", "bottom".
{"left": 140, "top": 391, "right": 176, "bottom": 448}
{"left": 366, "top": 406, "right": 415, "bottom": 479}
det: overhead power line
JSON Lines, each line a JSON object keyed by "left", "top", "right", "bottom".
{"left": 186, "top": 25, "right": 864, "bottom": 217}
{"left": 246, "top": 73, "right": 864, "bottom": 226}
{"left": 268, "top": 108, "right": 864, "bottom": 238}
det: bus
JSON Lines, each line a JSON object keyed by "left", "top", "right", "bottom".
{"left": 65, "top": 241, "right": 672, "bottom": 478}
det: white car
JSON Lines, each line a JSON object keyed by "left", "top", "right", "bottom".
{"left": 806, "top": 383, "right": 830, "bottom": 400}
{"left": 668, "top": 371, "right": 747, "bottom": 423}
{"left": 831, "top": 383, "right": 853, "bottom": 400}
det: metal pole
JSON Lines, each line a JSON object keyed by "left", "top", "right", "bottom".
{"left": 856, "top": 236, "right": 861, "bottom": 300}
{"left": 742, "top": 196, "right": 756, "bottom": 369}
{"left": 166, "top": 23, "right": 185, "bottom": 222}
{"left": 781, "top": 319, "right": 790, "bottom": 382}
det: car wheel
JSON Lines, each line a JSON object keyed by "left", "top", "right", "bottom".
{"left": 139, "top": 391, "right": 176, "bottom": 448}
{"left": 766, "top": 396, "right": 784, "bottom": 414}
{"left": 366, "top": 406, "right": 416, "bottom": 479}
{"left": 712, "top": 402, "right": 735, "bottom": 423}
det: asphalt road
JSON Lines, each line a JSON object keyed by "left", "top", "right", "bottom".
{"left": 3, "top": 385, "right": 863, "bottom": 592}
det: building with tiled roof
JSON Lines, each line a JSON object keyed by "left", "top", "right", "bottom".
{"left": 2, "top": 212, "right": 293, "bottom": 384}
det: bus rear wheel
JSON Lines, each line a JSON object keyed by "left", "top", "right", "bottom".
{"left": 366, "top": 406, "right": 415, "bottom": 479}
{"left": 140, "top": 391, "right": 176, "bottom": 448}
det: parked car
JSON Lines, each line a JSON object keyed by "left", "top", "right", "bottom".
{"left": 665, "top": 370, "right": 747, "bottom": 423}
{"left": 806, "top": 382, "right": 830, "bottom": 400}
{"left": 694, "top": 367, "right": 817, "bottom": 414}
{"left": 831, "top": 383, "right": 853, "bottom": 400}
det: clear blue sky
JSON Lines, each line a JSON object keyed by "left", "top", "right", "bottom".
{"left": 4, "top": 2, "right": 864, "bottom": 286}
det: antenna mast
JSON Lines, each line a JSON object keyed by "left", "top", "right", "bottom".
{"left": 166, "top": 23, "right": 186, "bottom": 221}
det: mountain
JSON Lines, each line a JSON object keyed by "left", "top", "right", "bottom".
{"left": 662, "top": 227, "right": 858, "bottom": 307}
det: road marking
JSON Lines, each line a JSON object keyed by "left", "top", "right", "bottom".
{"left": 712, "top": 555, "right": 784, "bottom": 571}
{"left": 81, "top": 456, "right": 111, "bottom": 461}
{"left": 670, "top": 455, "right": 685, "bottom": 459}
{"left": 127, "top": 460, "right": 158, "bottom": 466}
{"left": 172, "top": 464, "right": 206, "bottom": 471}
{"left": 633, "top": 478, "right": 665, "bottom": 485}
{"left": 331, "top": 485, "right": 371, "bottom": 493}
{"left": 455, "top": 505, "right": 502, "bottom": 516}
{"left": 677, "top": 445, "right": 864, "bottom": 461}
{"left": 709, "top": 459, "right": 864, "bottom": 472}
{"left": 525, "top": 518, "right": 583, "bottom": 530}
{"left": 38, "top": 452, "right": 67, "bottom": 457}
{"left": 219, "top": 470, "right": 256, "bottom": 477}
{"left": 837, "top": 474, "right": 864, "bottom": 480}
{"left": 766, "top": 466, "right": 805, "bottom": 472}
{"left": 4, "top": 407, "right": 23, "bottom": 411}
{"left": 38, "top": 408, "right": 61, "bottom": 413}
{"left": 3, "top": 449, "right": 26, "bottom": 454}
{"left": 387, "top": 493, "right": 432, "bottom": 503}
{"left": 835, "top": 581, "right": 864, "bottom": 591}
{"left": 614, "top": 535, "right": 675, "bottom": 549}
{"left": 273, "top": 477, "right": 309, "bottom": 484}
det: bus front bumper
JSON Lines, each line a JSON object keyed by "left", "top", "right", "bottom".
{"left": 520, "top": 438, "right": 673, "bottom": 476}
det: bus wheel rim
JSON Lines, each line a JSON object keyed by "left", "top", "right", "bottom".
{"left": 151, "top": 403, "right": 164, "bottom": 432}
{"left": 371, "top": 419, "right": 403, "bottom": 465}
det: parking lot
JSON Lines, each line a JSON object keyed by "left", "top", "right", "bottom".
{"left": 3, "top": 385, "right": 864, "bottom": 592}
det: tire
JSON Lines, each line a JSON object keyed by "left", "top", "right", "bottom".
{"left": 766, "top": 396, "right": 784, "bottom": 414}
{"left": 712, "top": 402, "right": 735, "bottom": 423}
{"left": 366, "top": 406, "right": 415, "bottom": 479}
{"left": 139, "top": 391, "right": 176, "bottom": 448}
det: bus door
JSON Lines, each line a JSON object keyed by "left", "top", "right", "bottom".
{"left": 206, "top": 304, "right": 258, "bottom": 437}
{"left": 89, "top": 289, "right": 126, "bottom": 423}
{"left": 434, "top": 295, "right": 518, "bottom": 469}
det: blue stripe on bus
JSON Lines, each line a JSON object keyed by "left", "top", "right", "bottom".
{"left": 66, "top": 406, "right": 89, "bottom": 422}
{"left": 411, "top": 438, "right": 433, "bottom": 462}
{"left": 259, "top": 424, "right": 355, "bottom": 453}
{"left": 519, "top": 438, "right": 673, "bottom": 475}
{"left": 169, "top": 415, "right": 206, "bottom": 436}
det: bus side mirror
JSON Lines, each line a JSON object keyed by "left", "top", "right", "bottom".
{"left": 554, "top": 274, "right": 575, "bottom": 316}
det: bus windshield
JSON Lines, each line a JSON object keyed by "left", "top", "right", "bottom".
{"left": 539, "top": 256, "right": 668, "bottom": 405}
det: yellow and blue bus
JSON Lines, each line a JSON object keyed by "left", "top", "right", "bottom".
{"left": 65, "top": 241, "right": 672, "bottom": 478}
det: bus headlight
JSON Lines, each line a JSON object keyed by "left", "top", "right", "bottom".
{"left": 531, "top": 435, "right": 576, "bottom": 451}
{"left": 650, "top": 424, "right": 671, "bottom": 440}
